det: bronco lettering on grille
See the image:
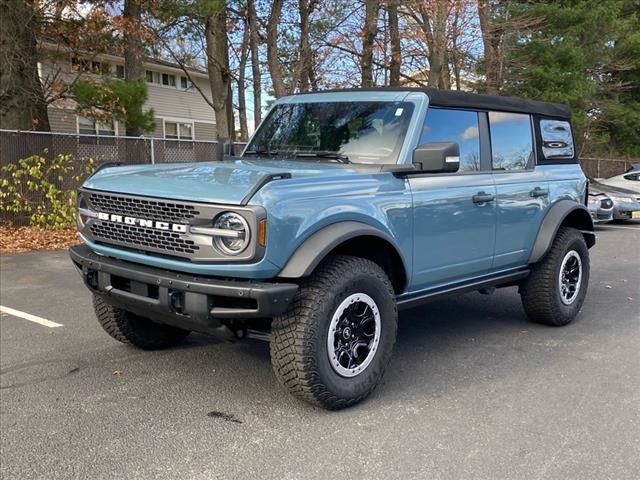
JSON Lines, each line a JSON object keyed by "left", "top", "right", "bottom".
{"left": 97, "top": 212, "right": 188, "bottom": 233}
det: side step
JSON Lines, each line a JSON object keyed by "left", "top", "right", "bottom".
{"left": 397, "top": 270, "right": 529, "bottom": 311}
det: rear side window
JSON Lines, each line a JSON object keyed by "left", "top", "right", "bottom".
{"left": 489, "top": 112, "right": 534, "bottom": 171}
{"left": 540, "top": 119, "right": 574, "bottom": 159}
{"left": 420, "top": 108, "right": 481, "bottom": 172}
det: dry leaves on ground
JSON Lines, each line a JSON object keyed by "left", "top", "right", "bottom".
{"left": 0, "top": 225, "right": 80, "bottom": 253}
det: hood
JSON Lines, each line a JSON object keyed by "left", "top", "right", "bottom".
{"left": 589, "top": 178, "right": 639, "bottom": 197}
{"left": 83, "top": 158, "right": 367, "bottom": 205}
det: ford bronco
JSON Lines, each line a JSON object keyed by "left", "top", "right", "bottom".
{"left": 70, "top": 88, "right": 595, "bottom": 409}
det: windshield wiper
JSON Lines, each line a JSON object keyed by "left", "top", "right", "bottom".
{"left": 293, "top": 151, "right": 351, "bottom": 164}
{"left": 243, "top": 149, "right": 280, "bottom": 156}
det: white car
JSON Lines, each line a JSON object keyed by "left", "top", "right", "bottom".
{"left": 589, "top": 178, "right": 640, "bottom": 221}
{"left": 599, "top": 167, "right": 640, "bottom": 194}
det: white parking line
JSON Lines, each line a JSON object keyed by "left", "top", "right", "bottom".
{"left": 0, "top": 306, "right": 63, "bottom": 328}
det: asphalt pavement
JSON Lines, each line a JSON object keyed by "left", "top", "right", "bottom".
{"left": 1, "top": 223, "right": 639, "bottom": 480}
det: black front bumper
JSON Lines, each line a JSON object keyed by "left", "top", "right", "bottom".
{"left": 70, "top": 245, "right": 298, "bottom": 333}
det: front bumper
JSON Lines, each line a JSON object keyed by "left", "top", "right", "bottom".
{"left": 70, "top": 245, "right": 298, "bottom": 333}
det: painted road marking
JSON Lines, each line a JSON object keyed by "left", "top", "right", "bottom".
{"left": 0, "top": 306, "right": 63, "bottom": 328}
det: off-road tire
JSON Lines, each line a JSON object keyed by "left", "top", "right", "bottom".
{"left": 521, "top": 227, "right": 590, "bottom": 326}
{"left": 93, "top": 295, "right": 190, "bottom": 350}
{"left": 270, "top": 255, "right": 398, "bottom": 410}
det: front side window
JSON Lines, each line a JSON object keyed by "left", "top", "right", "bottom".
{"left": 245, "top": 101, "right": 415, "bottom": 164}
{"left": 489, "top": 112, "right": 534, "bottom": 171}
{"left": 419, "top": 108, "right": 481, "bottom": 172}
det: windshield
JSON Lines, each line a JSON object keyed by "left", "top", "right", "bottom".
{"left": 244, "top": 101, "right": 415, "bottom": 164}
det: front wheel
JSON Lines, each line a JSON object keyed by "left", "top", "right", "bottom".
{"left": 270, "top": 255, "right": 398, "bottom": 410}
{"left": 93, "top": 296, "right": 190, "bottom": 350}
{"left": 521, "top": 227, "right": 590, "bottom": 326}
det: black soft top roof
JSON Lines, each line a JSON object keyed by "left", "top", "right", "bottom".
{"left": 307, "top": 87, "right": 571, "bottom": 119}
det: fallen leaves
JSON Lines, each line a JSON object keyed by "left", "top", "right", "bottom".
{"left": 112, "top": 370, "right": 124, "bottom": 376}
{"left": 0, "top": 225, "right": 80, "bottom": 253}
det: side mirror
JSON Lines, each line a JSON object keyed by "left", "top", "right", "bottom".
{"left": 413, "top": 142, "right": 460, "bottom": 173}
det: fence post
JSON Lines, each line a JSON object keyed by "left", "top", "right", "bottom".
{"left": 150, "top": 138, "right": 155, "bottom": 164}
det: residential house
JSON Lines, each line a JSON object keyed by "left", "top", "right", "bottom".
{"left": 39, "top": 48, "right": 217, "bottom": 141}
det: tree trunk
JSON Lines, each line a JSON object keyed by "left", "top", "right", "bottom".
{"left": 123, "top": 0, "right": 145, "bottom": 136}
{"left": 0, "top": 0, "right": 50, "bottom": 131}
{"left": 238, "top": 16, "right": 249, "bottom": 141}
{"left": 247, "top": 0, "right": 262, "bottom": 125}
{"left": 428, "top": 1, "right": 447, "bottom": 88}
{"left": 361, "top": 0, "right": 379, "bottom": 87}
{"left": 267, "top": 0, "right": 287, "bottom": 98}
{"left": 205, "top": 4, "right": 231, "bottom": 140}
{"left": 477, "top": 0, "right": 500, "bottom": 93}
{"left": 387, "top": 0, "right": 401, "bottom": 86}
{"left": 296, "top": 0, "right": 316, "bottom": 92}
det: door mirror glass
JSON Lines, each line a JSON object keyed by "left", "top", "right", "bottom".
{"left": 413, "top": 142, "right": 460, "bottom": 173}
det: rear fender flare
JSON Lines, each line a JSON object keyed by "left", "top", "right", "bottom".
{"left": 529, "top": 200, "right": 595, "bottom": 264}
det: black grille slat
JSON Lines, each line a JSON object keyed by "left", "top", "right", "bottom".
{"left": 89, "top": 193, "right": 200, "bottom": 222}
{"left": 90, "top": 222, "right": 200, "bottom": 254}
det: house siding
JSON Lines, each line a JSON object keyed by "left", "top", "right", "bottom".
{"left": 38, "top": 55, "right": 216, "bottom": 138}
{"left": 47, "top": 107, "right": 77, "bottom": 134}
{"left": 194, "top": 122, "right": 217, "bottom": 141}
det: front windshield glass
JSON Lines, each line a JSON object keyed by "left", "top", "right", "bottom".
{"left": 244, "top": 101, "right": 415, "bottom": 164}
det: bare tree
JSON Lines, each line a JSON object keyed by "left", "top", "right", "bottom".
{"left": 477, "top": 0, "right": 502, "bottom": 93}
{"left": 123, "top": 0, "right": 146, "bottom": 136}
{"left": 387, "top": 0, "right": 401, "bottom": 86}
{"left": 247, "top": 0, "right": 261, "bottom": 124}
{"left": 361, "top": 0, "right": 379, "bottom": 87}
{"left": 237, "top": 12, "right": 250, "bottom": 140}
{"left": 0, "top": 0, "right": 50, "bottom": 130}
{"left": 267, "top": 0, "right": 287, "bottom": 98}
{"left": 205, "top": 2, "right": 232, "bottom": 139}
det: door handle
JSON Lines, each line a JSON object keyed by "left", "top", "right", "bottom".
{"left": 472, "top": 192, "right": 495, "bottom": 204}
{"left": 530, "top": 187, "right": 549, "bottom": 198}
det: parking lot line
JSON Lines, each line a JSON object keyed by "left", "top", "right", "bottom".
{"left": 0, "top": 305, "right": 63, "bottom": 328}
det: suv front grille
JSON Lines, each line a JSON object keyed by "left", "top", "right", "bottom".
{"left": 90, "top": 222, "right": 199, "bottom": 254}
{"left": 89, "top": 192, "right": 200, "bottom": 222}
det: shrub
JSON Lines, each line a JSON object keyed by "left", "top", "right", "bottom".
{"left": 0, "top": 154, "right": 96, "bottom": 229}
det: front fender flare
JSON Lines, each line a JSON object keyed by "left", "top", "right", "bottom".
{"left": 529, "top": 200, "right": 595, "bottom": 264}
{"left": 278, "top": 221, "right": 406, "bottom": 279}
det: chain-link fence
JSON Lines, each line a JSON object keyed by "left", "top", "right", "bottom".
{"left": 0, "top": 129, "right": 247, "bottom": 226}
{"left": 0, "top": 129, "right": 244, "bottom": 167}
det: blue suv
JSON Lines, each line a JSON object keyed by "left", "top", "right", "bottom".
{"left": 70, "top": 88, "right": 595, "bottom": 409}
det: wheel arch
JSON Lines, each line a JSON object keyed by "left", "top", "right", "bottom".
{"left": 278, "top": 221, "right": 409, "bottom": 294}
{"left": 529, "top": 200, "right": 595, "bottom": 264}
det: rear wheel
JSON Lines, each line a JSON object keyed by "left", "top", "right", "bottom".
{"left": 270, "top": 255, "right": 397, "bottom": 410}
{"left": 521, "top": 227, "right": 590, "bottom": 326}
{"left": 93, "top": 296, "right": 190, "bottom": 350}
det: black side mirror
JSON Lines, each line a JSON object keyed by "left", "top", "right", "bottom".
{"left": 413, "top": 142, "right": 460, "bottom": 173}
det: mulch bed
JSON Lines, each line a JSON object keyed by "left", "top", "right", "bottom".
{"left": 0, "top": 226, "right": 80, "bottom": 253}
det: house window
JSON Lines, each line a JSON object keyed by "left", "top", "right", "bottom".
{"left": 116, "top": 65, "right": 125, "bottom": 79}
{"left": 179, "top": 123, "right": 193, "bottom": 139}
{"left": 162, "top": 73, "right": 176, "bottom": 87}
{"left": 489, "top": 112, "right": 534, "bottom": 171}
{"left": 164, "top": 120, "right": 193, "bottom": 140}
{"left": 146, "top": 70, "right": 155, "bottom": 83}
{"left": 180, "top": 76, "right": 192, "bottom": 89}
{"left": 78, "top": 116, "right": 115, "bottom": 136}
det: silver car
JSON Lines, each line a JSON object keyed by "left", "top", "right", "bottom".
{"left": 589, "top": 178, "right": 640, "bottom": 221}
{"left": 587, "top": 192, "right": 614, "bottom": 223}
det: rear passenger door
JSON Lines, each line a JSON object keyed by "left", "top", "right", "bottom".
{"left": 409, "top": 108, "right": 497, "bottom": 290}
{"left": 488, "top": 112, "right": 550, "bottom": 270}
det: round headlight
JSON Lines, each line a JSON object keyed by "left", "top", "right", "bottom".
{"left": 213, "top": 212, "right": 250, "bottom": 255}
